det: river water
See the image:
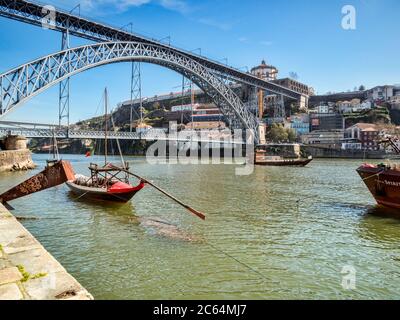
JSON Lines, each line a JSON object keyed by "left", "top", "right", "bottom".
{"left": 1, "top": 154, "right": 400, "bottom": 300}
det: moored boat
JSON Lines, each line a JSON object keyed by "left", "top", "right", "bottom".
{"left": 65, "top": 88, "right": 145, "bottom": 203}
{"left": 357, "top": 163, "right": 400, "bottom": 209}
{"left": 357, "top": 137, "right": 400, "bottom": 210}
{"left": 255, "top": 148, "right": 313, "bottom": 167}
{"left": 66, "top": 163, "right": 145, "bottom": 203}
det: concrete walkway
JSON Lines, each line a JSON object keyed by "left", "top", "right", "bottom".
{"left": 0, "top": 204, "right": 93, "bottom": 300}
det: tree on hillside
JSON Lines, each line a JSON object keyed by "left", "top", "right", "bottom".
{"left": 266, "top": 123, "right": 297, "bottom": 143}
{"left": 267, "top": 124, "right": 287, "bottom": 142}
{"left": 359, "top": 85, "right": 366, "bottom": 91}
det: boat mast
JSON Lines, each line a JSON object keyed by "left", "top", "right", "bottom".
{"left": 104, "top": 87, "right": 108, "bottom": 166}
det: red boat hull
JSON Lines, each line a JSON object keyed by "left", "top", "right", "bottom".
{"left": 357, "top": 164, "right": 400, "bottom": 209}
{"left": 66, "top": 181, "right": 145, "bottom": 203}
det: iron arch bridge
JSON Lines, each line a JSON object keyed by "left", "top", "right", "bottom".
{"left": 0, "top": 41, "right": 260, "bottom": 143}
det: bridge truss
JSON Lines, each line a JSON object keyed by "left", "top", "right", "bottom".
{"left": 0, "top": 0, "right": 302, "bottom": 100}
{"left": 0, "top": 0, "right": 309, "bottom": 145}
{"left": 0, "top": 41, "right": 260, "bottom": 141}
{"left": 0, "top": 121, "right": 245, "bottom": 145}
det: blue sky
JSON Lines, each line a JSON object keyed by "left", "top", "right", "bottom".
{"left": 0, "top": 0, "right": 399, "bottom": 123}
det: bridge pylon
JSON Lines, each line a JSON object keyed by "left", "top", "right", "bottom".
{"left": 59, "top": 29, "right": 70, "bottom": 128}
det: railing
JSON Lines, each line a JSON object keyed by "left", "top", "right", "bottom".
{"left": 0, "top": 127, "right": 245, "bottom": 145}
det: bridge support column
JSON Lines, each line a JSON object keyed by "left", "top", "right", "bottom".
{"left": 130, "top": 62, "right": 142, "bottom": 132}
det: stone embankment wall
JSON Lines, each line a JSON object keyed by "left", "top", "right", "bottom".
{"left": 0, "top": 204, "right": 93, "bottom": 300}
{"left": 0, "top": 136, "right": 36, "bottom": 172}
{"left": 303, "top": 146, "right": 387, "bottom": 159}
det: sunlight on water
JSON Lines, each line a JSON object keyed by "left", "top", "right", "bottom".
{"left": 1, "top": 154, "right": 400, "bottom": 299}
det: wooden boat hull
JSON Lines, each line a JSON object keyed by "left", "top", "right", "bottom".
{"left": 357, "top": 164, "right": 400, "bottom": 209}
{"left": 66, "top": 181, "right": 144, "bottom": 203}
{"left": 255, "top": 158, "right": 313, "bottom": 167}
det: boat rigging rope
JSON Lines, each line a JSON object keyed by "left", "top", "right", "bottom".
{"left": 362, "top": 170, "right": 385, "bottom": 182}
{"left": 72, "top": 190, "right": 91, "bottom": 201}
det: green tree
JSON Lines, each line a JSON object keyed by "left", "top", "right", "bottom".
{"left": 266, "top": 123, "right": 288, "bottom": 143}
{"left": 266, "top": 124, "right": 298, "bottom": 143}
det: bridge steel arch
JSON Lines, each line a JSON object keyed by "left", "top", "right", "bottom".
{"left": 0, "top": 41, "right": 260, "bottom": 142}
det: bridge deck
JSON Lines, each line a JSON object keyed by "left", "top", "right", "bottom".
{"left": 0, "top": 126, "right": 245, "bottom": 145}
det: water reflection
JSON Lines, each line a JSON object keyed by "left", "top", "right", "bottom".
{"left": 359, "top": 207, "right": 400, "bottom": 245}
{"left": 66, "top": 191, "right": 136, "bottom": 217}
{"left": 367, "top": 205, "right": 400, "bottom": 220}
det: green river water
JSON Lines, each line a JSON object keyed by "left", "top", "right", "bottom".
{"left": 1, "top": 154, "right": 400, "bottom": 300}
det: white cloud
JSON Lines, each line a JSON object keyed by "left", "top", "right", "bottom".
{"left": 80, "top": 0, "right": 151, "bottom": 11}
{"left": 259, "top": 40, "right": 273, "bottom": 46}
{"left": 159, "top": 0, "right": 190, "bottom": 14}
{"left": 198, "top": 18, "right": 232, "bottom": 31}
{"left": 47, "top": 0, "right": 189, "bottom": 14}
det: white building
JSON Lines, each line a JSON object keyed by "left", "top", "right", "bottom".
{"left": 337, "top": 99, "right": 372, "bottom": 113}
{"left": 317, "top": 105, "right": 330, "bottom": 114}
{"left": 301, "top": 130, "right": 344, "bottom": 147}
{"left": 367, "top": 85, "right": 394, "bottom": 102}
{"left": 250, "top": 60, "right": 278, "bottom": 81}
{"left": 171, "top": 104, "right": 198, "bottom": 112}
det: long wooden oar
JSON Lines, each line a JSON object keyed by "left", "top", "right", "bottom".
{"left": 111, "top": 165, "right": 206, "bottom": 220}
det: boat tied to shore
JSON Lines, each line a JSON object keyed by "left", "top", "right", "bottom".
{"left": 357, "top": 137, "right": 400, "bottom": 210}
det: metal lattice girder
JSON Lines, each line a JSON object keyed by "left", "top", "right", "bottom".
{"left": 0, "top": 41, "right": 260, "bottom": 142}
{"left": 0, "top": 0, "right": 304, "bottom": 100}
{"left": 0, "top": 127, "right": 246, "bottom": 144}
